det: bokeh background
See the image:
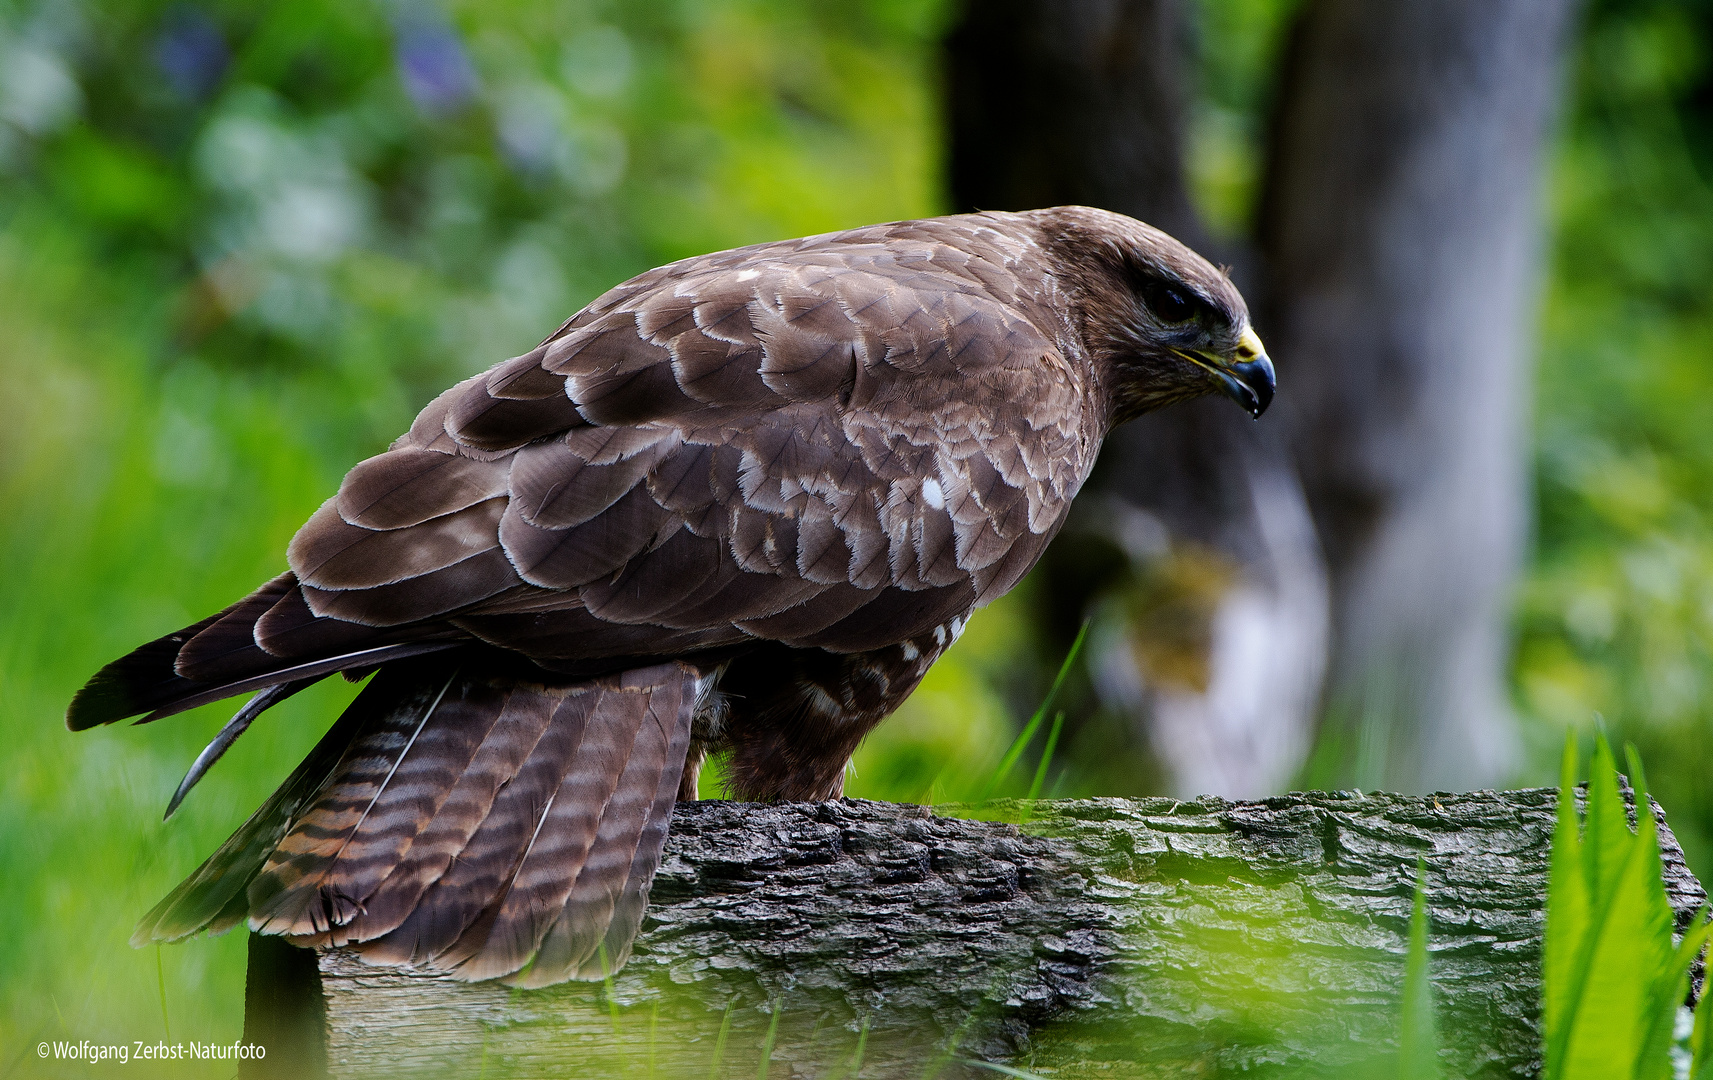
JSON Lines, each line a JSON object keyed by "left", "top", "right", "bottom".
{"left": 1, "top": 0, "right": 1709, "bottom": 1074}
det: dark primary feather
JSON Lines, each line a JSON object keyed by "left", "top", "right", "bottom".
{"left": 77, "top": 206, "right": 1257, "bottom": 984}
{"left": 163, "top": 679, "right": 312, "bottom": 820}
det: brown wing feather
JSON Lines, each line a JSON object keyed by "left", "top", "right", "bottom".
{"left": 292, "top": 497, "right": 508, "bottom": 591}
{"left": 336, "top": 447, "right": 511, "bottom": 530}
{"left": 173, "top": 573, "right": 302, "bottom": 679}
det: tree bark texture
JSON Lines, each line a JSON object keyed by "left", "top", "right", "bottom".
{"left": 1259, "top": 0, "right": 1580, "bottom": 791}
{"left": 947, "top": 0, "right": 1581, "bottom": 797}
{"left": 273, "top": 792, "right": 1706, "bottom": 1079}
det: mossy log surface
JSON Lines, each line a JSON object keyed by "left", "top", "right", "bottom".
{"left": 250, "top": 789, "right": 1706, "bottom": 1079}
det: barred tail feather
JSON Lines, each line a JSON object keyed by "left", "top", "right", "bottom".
{"left": 134, "top": 658, "right": 699, "bottom": 987}
{"left": 128, "top": 677, "right": 393, "bottom": 946}
{"left": 518, "top": 670, "right": 693, "bottom": 986}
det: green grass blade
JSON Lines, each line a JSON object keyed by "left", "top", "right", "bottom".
{"left": 956, "top": 1060, "right": 1051, "bottom": 1079}
{"left": 708, "top": 1002, "right": 734, "bottom": 1080}
{"left": 1585, "top": 735, "right": 1633, "bottom": 924}
{"left": 1545, "top": 735, "right": 1689, "bottom": 1080}
{"left": 757, "top": 998, "right": 781, "bottom": 1080}
{"left": 1025, "top": 711, "right": 1064, "bottom": 805}
{"left": 154, "top": 945, "right": 170, "bottom": 1042}
{"left": 1400, "top": 857, "right": 1440, "bottom": 1080}
{"left": 1691, "top": 951, "right": 1713, "bottom": 1080}
{"left": 1018, "top": 711, "right": 1065, "bottom": 825}
{"left": 849, "top": 1019, "right": 869, "bottom": 1079}
{"left": 1628, "top": 747, "right": 1691, "bottom": 1080}
{"left": 976, "top": 619, "right": 1088, "bottom": 803}
{"left": 1545, "top": 734, "right": 1591, "bottom": 1080}
{"left": 600, "top": 943, "right": 620, "bottom": 1031}
{"left": 1562, "top": 734, "right": 1657, "bottom": 1079}
{"left": 977, "top": 707, "right": 1045, "bottom": 805}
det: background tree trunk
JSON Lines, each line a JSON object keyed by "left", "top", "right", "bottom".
{"left": 945, "top": 0, "right": 1580, "bottom": 794}
{"left": 272, "top": 793, "right": 1707, "bottom": 1079}
{"left": 1260, "top": 0, "right": 1580, "bottom": 790}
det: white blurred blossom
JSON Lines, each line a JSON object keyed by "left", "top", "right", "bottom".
{"left": 0, "top": 42, "right": 81, "bottom": 134}
{"left": 496, "top": 80, "right": 627, "bottom": 194}
{"left": 194, "top": 91, "right": 371, "bottom": 265}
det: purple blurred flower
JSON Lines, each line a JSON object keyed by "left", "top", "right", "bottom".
{"left": 396, "top": 21, "right": 476, "bottom": 114}
{"left": 154, "top": 8, "right": 228, "bottom": 100}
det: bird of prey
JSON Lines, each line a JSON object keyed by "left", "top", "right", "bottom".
{"left": 68, "top": 206, "right": 1272, "bottom": 987}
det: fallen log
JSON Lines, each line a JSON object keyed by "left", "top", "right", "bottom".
{"left": 241, "top": 789, "right": 1707, "bottom": 1079}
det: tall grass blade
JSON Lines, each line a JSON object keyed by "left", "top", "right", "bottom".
{"left": 1019, "top": 711, "right": 1064, "bottom": 825}
{"left": 1025, "top": 712, "right": 1063, "bottom": 805}
{"left": 708, "top": 1002, "right": 734, "bottom": 1080}
{"left": 956, "top": 1060, "right": 1051, "bottom": 1079}
{"left": 1545, "top": 735, "right": 1590, "bottom": 1079}
{"left": 757, "top": 998, "right": 781, "bottom": 1080}
{"left": 977, "top": 709, "right": 1045, "bottom": 806}
{"left": 1691, "top": 966, "right": 1713, "bottom": 1080}
{"left": 976, "top": 619, "right": 1088, "bottom": 803}
{"left": 1399, "top": 858, "right": 1440, "bottom": 1080}
{"left": 1629, "top": 748, "right": 1704, "bottom": 1079}
{"left": 1544, "top": 734, "right": 1701, "bottom": 1080}
{"left": 154, "top": 945, "right": 170, "bottom": 1042}
{"left": 828, "top": 1019, "right": 867, "bottom": 1080}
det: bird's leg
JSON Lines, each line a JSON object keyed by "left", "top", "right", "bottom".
{"left": 718, "top": 640, "right": 945, "bottom": 802}
{"left": 822, "top": 769, "right": 846, "bottom": 800}
{"left": 678, "top": 745, "right": 705, "bottom": 801}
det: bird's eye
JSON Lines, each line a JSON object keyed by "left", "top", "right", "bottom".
{"left": 1149, "top": 283, "right": 1196, "bottom": 324}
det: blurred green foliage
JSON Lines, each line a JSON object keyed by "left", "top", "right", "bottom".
{"left": 3, "top": 0, "right": 1712, "bottom": 1073}
{"left": 1514, "top": 0, "right": 1713, "bottom": 879}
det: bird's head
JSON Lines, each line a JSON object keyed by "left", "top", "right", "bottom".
{"left": 1027, "top": 206, "right": 1274, "bottom": 425}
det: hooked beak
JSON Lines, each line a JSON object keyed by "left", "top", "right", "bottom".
{"left": 1178, "top": 327, "right": 1276, "bottom": 419}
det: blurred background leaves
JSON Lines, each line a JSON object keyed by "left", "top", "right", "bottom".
{"left": 0, "top": 0, "right": 1710, "bottom": 1073}
{"left": 1518, "top": 0, "right": 1713, "bottom": 891}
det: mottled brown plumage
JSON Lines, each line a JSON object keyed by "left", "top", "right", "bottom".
{"left": 69, "top": 206, "right": 1273, "bottom": 985}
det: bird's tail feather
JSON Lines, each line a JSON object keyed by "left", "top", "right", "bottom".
{"left": 133, "top": 658, "right": 697, "bottom": 986}
{"left": 129, "top": 674, "right": 395, "bottom": 946}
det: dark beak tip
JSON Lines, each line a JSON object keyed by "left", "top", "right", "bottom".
{"left": 1220, "top": 355, "right": 1276, "bottom": 419}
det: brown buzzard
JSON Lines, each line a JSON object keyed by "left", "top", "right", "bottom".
{"left": 68, "top": 206, "right": 1272, "bottom": 986}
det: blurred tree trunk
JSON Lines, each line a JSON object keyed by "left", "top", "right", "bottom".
{"left": 1259, "top": 0, "right": 1578, "bottom": 790}
{"left": 945, "top": 0, "right": 1578, "bottom": 794}
{"left": 946, "top": 0, "right": 1329, "bottom": 798}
